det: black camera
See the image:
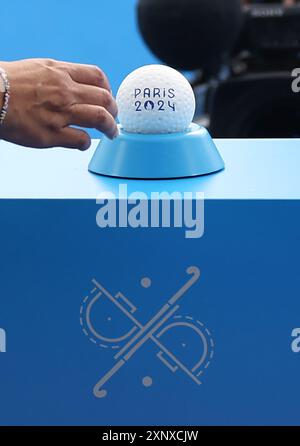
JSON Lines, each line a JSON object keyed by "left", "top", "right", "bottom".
{"left": 137, "top": 0, "right": 300, "bottom": 138}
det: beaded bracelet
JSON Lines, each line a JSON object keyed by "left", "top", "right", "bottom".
{"left": 0, "top": 67, "right": 10, "bottom": 125}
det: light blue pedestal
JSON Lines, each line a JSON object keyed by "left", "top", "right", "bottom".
{"left": 89, "top": 124, "right": 224, "bottom": 179}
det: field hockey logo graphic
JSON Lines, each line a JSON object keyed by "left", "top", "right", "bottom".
{"left": 80, "top": 266, "right": 214, "bottom": 398}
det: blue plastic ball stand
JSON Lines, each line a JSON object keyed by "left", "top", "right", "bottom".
{"left": 88, "top": 123, "right": 225, "bottom": 179}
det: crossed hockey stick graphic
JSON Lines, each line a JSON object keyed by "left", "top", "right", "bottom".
{"left": 80, "top": 266, "right": 214, "bottom": 398}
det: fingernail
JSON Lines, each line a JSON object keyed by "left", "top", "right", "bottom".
{"left": 80, "top": 141, "right": 91, "bottom": 151}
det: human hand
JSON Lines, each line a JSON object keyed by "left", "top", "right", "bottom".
{"left": 0, "top": 58, "right": 118, "bottom": 150}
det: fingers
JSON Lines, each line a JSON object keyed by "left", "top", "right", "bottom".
{"left": 55, "top": 127, "right": 91, "bottom": 151}
{"left": 57, "top": 62, "right": 118, "bottom": 138}
{"left": 61, "top": 62, "right": 111, "bottom": 91}
{"left": 68, "top": 104, "right": 119, "bottom": 140}
{"left": 76, "top": 85, "right": 118, "bottom": 118}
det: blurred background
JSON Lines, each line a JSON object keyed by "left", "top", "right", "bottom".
{"left": 2, "top": 0, "right": 300, "bottom": 138}
{"left": 1, "top": 0, "right": 158, "bottom": 95}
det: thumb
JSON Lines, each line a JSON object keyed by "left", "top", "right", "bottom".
{"left": 56, "top": 127, "right": 91, "bottom": 151}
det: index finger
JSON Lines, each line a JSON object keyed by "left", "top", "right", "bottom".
{"left": 60, "top": 62, "right": 111, "bottom": 91}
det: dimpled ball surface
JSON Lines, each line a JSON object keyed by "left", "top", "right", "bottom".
{"left": 116, "top": 65, "right": 196, "bottom": 134}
